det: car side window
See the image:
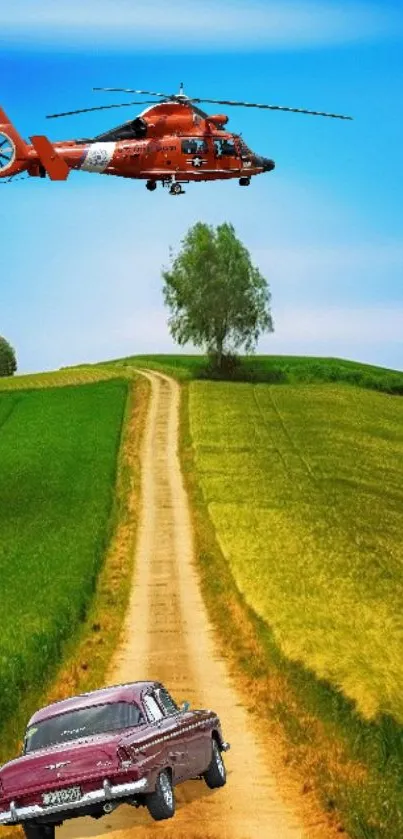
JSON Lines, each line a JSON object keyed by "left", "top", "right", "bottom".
{"left": 155, "top": 687, "right": 178, "bottom": 716}
{"left": 128, "top": 703, "right": 146, "bottom": 726}
{"left": 143, "top": 694, "right": 164, "bottom": 722}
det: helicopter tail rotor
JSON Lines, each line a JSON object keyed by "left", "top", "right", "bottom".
{"left": 0, "top": 107, "right": 30, "bottom": 177}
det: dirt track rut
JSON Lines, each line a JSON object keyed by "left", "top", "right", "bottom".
{"left": 61, "top": 370, "right": 305, "bottom": 839}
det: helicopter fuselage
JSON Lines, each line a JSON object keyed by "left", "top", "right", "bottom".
{"left": 0, "top": 102, "right": 274, "bottom": 193}
{"left": 42, "top": 132, "right": 273, "bottom": 182}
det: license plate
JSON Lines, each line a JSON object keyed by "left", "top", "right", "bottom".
{"left": 42, "top": 786, "right": 81, "bottom": 807}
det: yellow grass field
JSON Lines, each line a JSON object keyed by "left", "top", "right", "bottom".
{"left": 189, "top": 381, "right": 403, "bottom": 722}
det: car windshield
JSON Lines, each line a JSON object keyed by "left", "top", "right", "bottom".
{"left": 24, "top": 702, "right": 145, "bottom": 753}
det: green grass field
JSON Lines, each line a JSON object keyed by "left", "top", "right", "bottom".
{"left": 189, "top": 381, "right": 403, "bottom": 723}
{"left": 0, "top": 378, "right": 128, "bottom": 729}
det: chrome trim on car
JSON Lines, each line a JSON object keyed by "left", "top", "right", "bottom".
{"left": 131, "top": 718, "right": 213, "bottom": 754}
{"left": 0, "top": 778, "right": 148, "bottom": 825}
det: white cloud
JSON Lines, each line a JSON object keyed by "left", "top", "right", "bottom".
{"left": 270, "top": 305, "right": 403, "bottom": 343}
{"left": 255, "top": 242, "right": 403, "bottom": 275}
{"left": 252, "top": 241, "right": 403, "bottom": 305}
{"left": 2, "top": 1, "right": 400, "bottom": 50}
{"left": 256, "top": 304, "right": 403, "bottom": 371}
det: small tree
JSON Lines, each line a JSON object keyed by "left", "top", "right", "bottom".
{"left": 162, "top": 222, "right": 273, "bottom": 369}
{"left": 0, "top": 336, "right": 17, "bottom": 377}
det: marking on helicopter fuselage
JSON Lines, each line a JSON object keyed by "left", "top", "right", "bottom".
{"left": 81, "top": 143, "right": 116, "bottom": 173}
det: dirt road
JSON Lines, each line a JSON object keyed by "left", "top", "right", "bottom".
{"left": 61, "top": 370, "right": 305, "bottom": 839}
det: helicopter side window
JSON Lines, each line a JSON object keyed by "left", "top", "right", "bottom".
{"left": 181, "top": 139, "right": 208, "bottom": 155}
{"left": 214, "top": 138, "right": 236, "bottom": 157}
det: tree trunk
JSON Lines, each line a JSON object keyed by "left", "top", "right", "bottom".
{"left": 216, "top": 338, "right": 223, "bottom": 370}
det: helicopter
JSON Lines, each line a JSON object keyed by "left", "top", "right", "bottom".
{"left": 0, "top": 84, "right": 352, "bottom": 195}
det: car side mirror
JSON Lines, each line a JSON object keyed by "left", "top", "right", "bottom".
{"left": 181, "top": 701, "right": 190, "bottom": 712}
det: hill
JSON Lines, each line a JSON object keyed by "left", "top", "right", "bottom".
{"left": 106, "top": 353, "right": 403, "bottom": 394}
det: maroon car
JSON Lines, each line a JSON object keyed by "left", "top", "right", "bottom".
{"left": 0, "top": 681, "right": 230, "bottom": 837}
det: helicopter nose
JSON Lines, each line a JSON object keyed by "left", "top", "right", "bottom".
{"left": 253, "top": 155, "right": 275, "bottom": 172}
{"left": 262, "top": 157, "right": 275, "bottom": 172}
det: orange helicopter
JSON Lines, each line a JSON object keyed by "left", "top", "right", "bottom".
{"left": 0, "top": 84, "right": 352, "bottom": 195}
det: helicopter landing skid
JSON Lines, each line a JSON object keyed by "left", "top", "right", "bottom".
{"left": 162, "top": 176, "right": 186, "bottom": 195}
{"left": 170, "top": 182, "right": 185, "bottom": 195}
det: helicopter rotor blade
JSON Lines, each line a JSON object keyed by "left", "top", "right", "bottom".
{"left": 46, "top": 101, "right": 158, "bottom": 119}
{"left": 190, "top": 103, "right": 209, "bottom": 119}
{"left": 90, "top": 86, "right": 352, "bottom": 120}
{"left": 189, "top": 97, "right": 353, "bottom": 120}
{"left": 93, "top": 87, "right": 173, "bottom": 98}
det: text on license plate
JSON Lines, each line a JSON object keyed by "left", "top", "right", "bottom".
{"left": 42, "top": 786, "right": 82, "bottom": 807}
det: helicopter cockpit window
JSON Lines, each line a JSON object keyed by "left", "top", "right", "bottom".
{"left": 182, "top": 139, "right": 208, "bottom": 155}
{"left": 214, "top": 138, "right": 236, "bottom": 157}
{"left": 238, "top": 138, "right": 252, "bottom": 158}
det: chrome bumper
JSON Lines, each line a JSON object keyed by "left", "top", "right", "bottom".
{"left": 0, "top": 778, "right": 148, "bottom": 825}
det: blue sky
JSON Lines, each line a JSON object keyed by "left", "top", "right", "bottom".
{"left": 1, "top": 0, "right": 402, "bottom": 373}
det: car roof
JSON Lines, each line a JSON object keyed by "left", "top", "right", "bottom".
{"left": 27, "top": 682, "right": 159, "bottom": 726}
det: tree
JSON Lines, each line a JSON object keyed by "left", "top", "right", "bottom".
{"left": 162, "top": 222, "right": 273, "bottom": 369}
{"left": 0, "top": 336, "right": 17, "bottom": 377}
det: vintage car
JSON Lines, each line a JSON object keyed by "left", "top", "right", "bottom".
{"left": 0, "top": 681, "right": 230, "bottom": 837}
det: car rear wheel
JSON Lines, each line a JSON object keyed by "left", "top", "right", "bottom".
{"left": 23, "top": 825, "right": 55, "bottom": 839}
{"left": 145, "top": 770, "right": 175, "bottom": 821}
{"left": 203, "top": 739, "right": 227, "bottom": 788}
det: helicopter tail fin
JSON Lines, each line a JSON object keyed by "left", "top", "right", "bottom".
{"left": 0, "top": 107, "right": 30, "bottom": 178}
{"left": 30, "top": 135, "right": 70, "bottom": 181}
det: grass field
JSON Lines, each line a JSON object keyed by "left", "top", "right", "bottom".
{"left": 0, "top": 378, "right": 128, "bottom": 731}
{"left": 189, "top": 381, "right": 403, "bottom": 723}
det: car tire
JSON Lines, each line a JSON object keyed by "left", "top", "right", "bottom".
{"left": 23, "top": 825, "right": 55, "bottom": 839}
{"left": 203, "top": 738, "right": 227, "bottom": 788}
{"left": 145, "top": 770, "right": 175, "bottom": 821}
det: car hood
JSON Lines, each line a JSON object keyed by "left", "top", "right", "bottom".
{"left": 0, "top": 730, "right": 141, "bottom": 797}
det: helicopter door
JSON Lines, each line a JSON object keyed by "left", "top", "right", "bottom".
{"left": 181, "top": 138, "right": 209, "bottom": 171}
{"left": 213, "top": 138, "right": 239, "bottom": 171}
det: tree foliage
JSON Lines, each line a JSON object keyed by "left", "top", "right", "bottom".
{"left": 0, "top": 336, "right": 17, "bottom": 377}
{"left": 162, "top": 222, "right": 273, "bottom": 367}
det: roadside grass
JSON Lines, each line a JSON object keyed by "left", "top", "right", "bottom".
{"left": 104, "top": 353, "right": 403, "bottom": 395}
{"left": 0, "top": 378, "right": 130, "bottom": 759}
{"left": 184, "top": 379, "right": 403, "bottom": 838}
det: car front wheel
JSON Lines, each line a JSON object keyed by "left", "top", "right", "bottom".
{"left": 203, "top": 739, "right": 227, "bottom": 788}
{"left": 146, "top": 770, "right": 175, "bottom": 821}
{"left": 23, "top": 825, "right": 55, "bottom": 839}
